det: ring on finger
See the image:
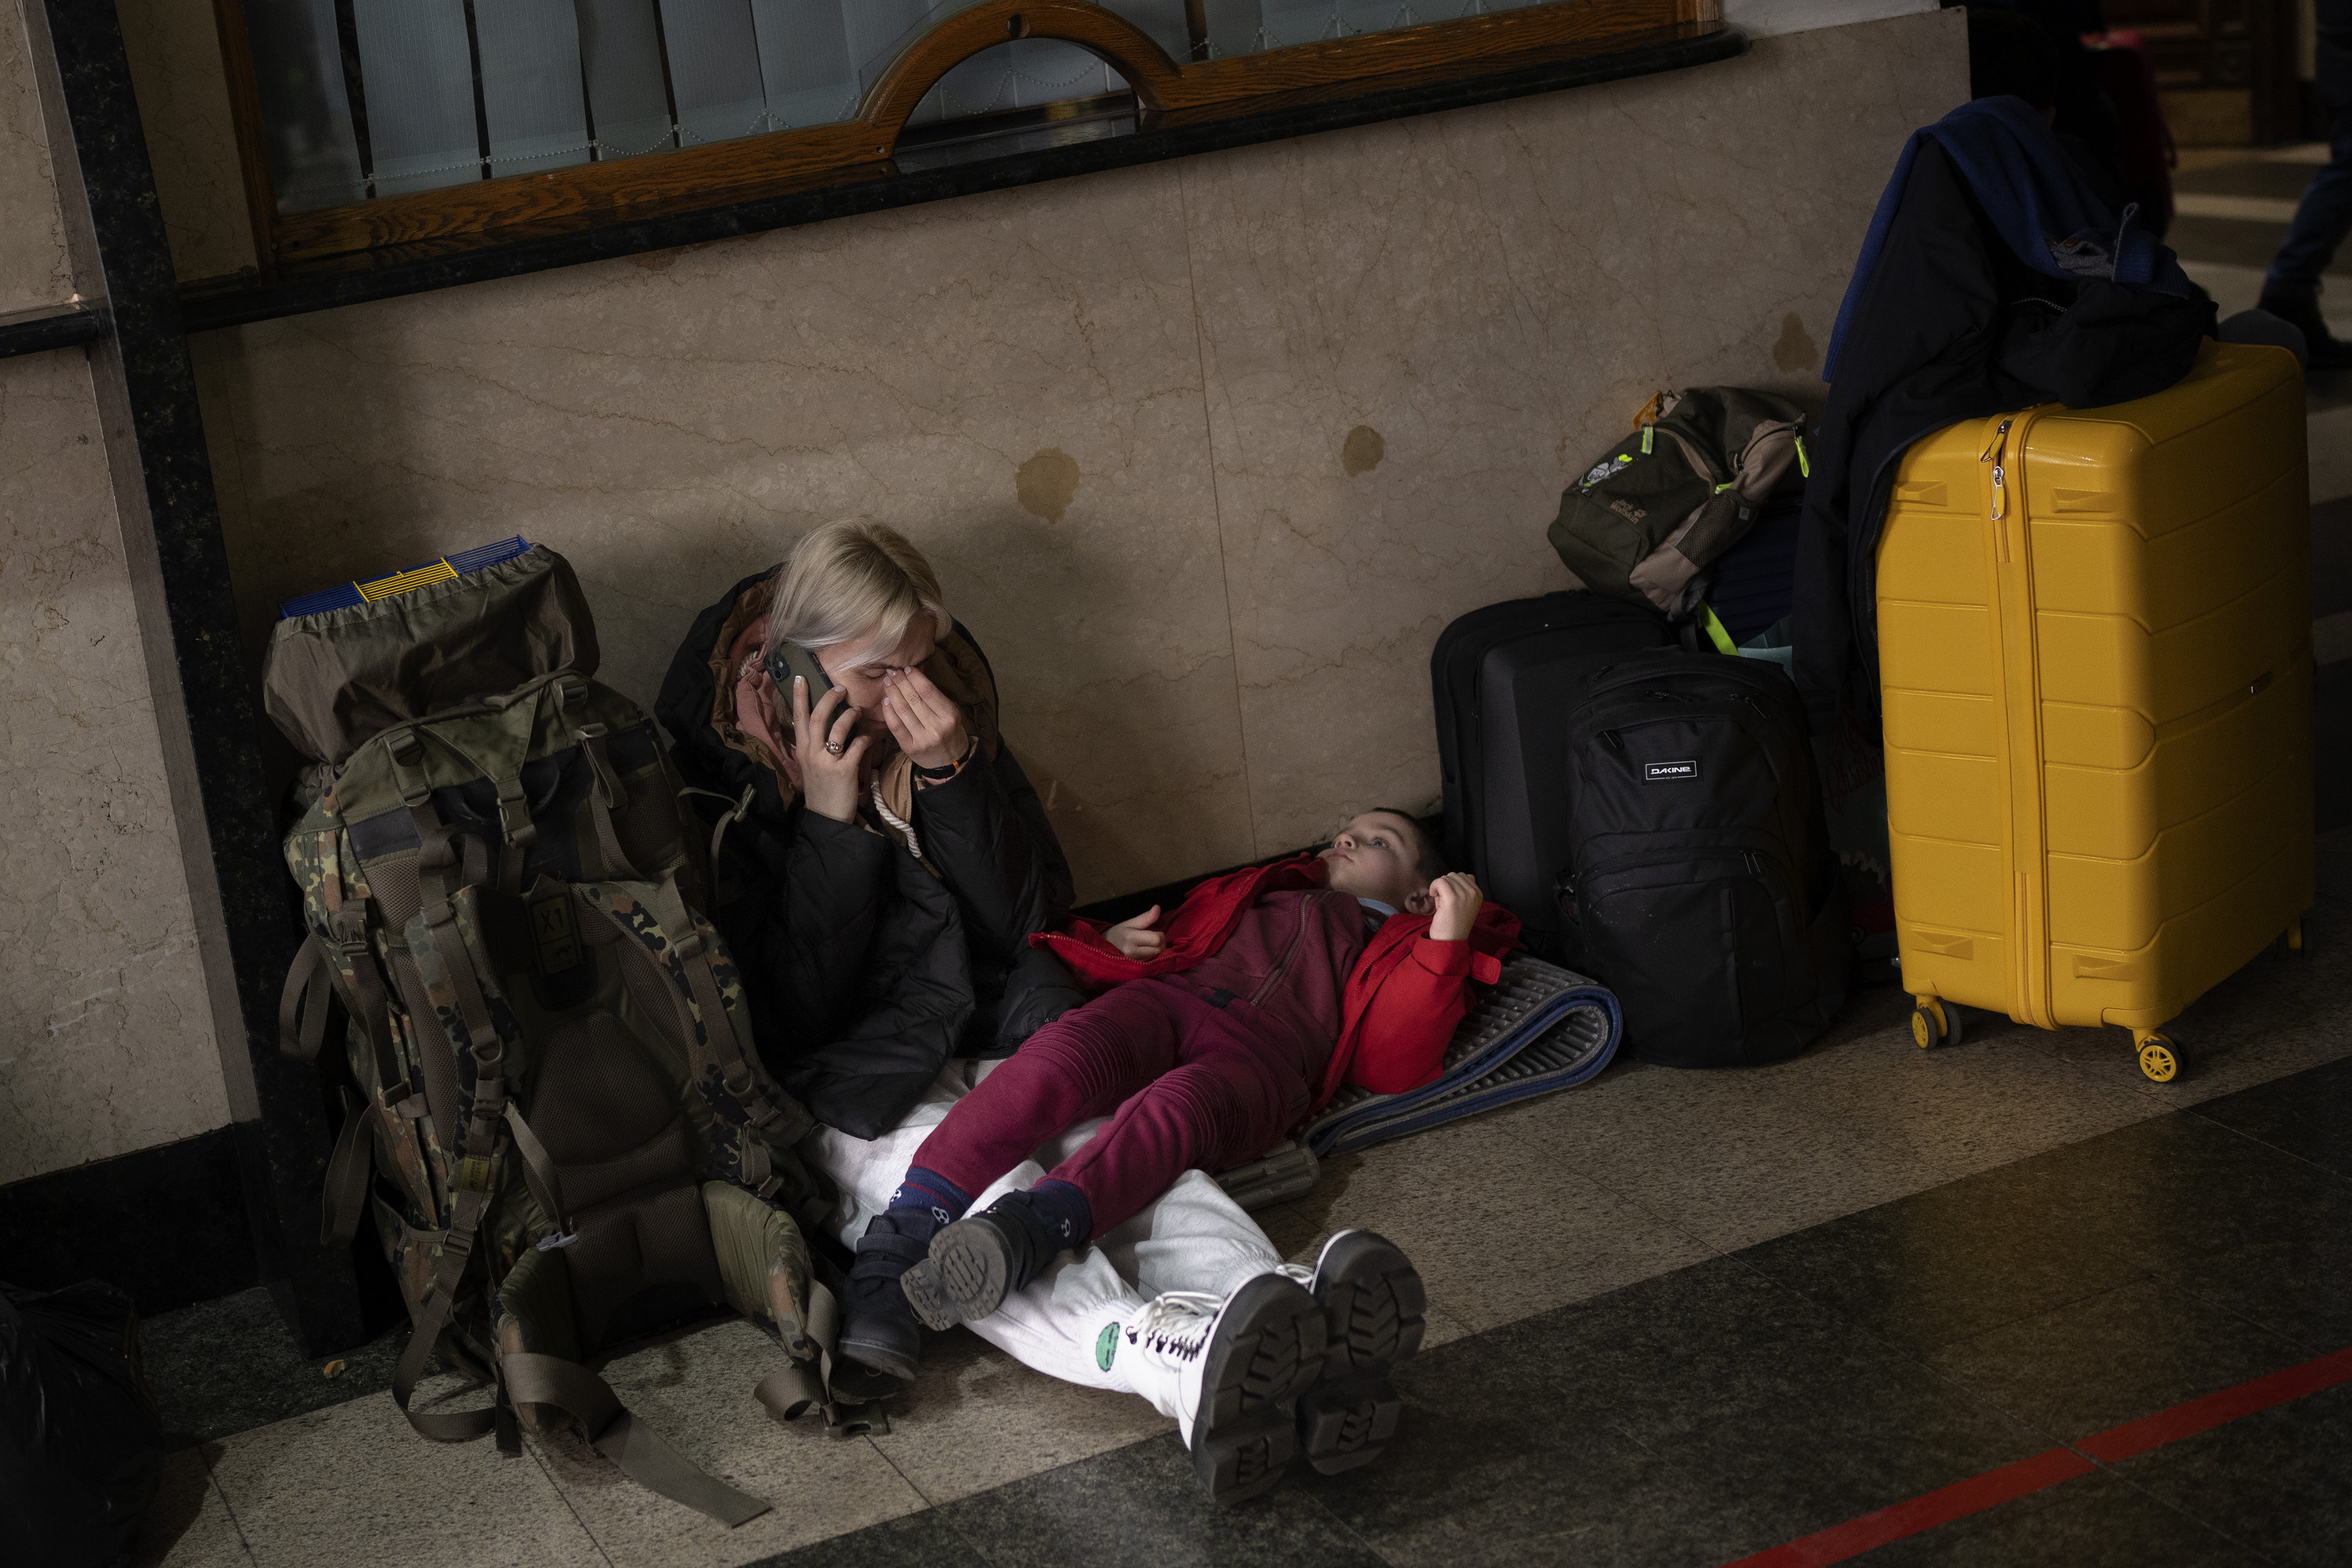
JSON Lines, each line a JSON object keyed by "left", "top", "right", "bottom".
{"left": 824, "top": 740, "right": 844, "bottom": 756}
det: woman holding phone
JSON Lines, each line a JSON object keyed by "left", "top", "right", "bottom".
{"left": 659, "top": 523, "right": 1355, "bottom": 1506}
{"left": 659, "top": 520, "right": 1082, "bottom": 1149}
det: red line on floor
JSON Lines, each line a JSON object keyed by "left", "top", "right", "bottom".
{"left": 2072, "top": 1345, "right": 2352, "bottom": 1463}
{"left": 1722, "top": 1344, "right": 2352, "bottom": 1568}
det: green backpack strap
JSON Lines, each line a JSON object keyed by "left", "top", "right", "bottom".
{"left": 318, "top": 1088, "right": 374, "bottom": 1248}
{"left": 388, "top": 894, "right": 523, "bottom": 1444}
{"left": 390, "top": 1178, "right": 499, "bottom": 1443}
{"left": 500, "top": 1103, "right": 576, "bottom": 1247}
{"left": 557, "top": 676, "right": 655, "bottom": 884}
{"left": 502, "top": 1352, "right": 769, "bottom": 1526}
{"left": 277, "top": 934, "right": 336, "bottom": 1063}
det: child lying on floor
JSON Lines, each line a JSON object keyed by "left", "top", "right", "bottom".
{"left": 838, "top": 809, "right": 1519, "bottom": 1494}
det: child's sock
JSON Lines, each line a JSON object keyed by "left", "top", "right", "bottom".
{"left": 887, "top": 1166, "right": 975, "bottom": 1234}
{"left": 1005, "top": 1178, "right": 1094, "bottom": 1252}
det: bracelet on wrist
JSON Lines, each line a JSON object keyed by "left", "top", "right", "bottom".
{"left": 913, "top": 733, "right": 978, "bottom": 782}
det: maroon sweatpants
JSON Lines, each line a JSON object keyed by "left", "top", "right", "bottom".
{"left": 911, "top": 976, "right": 1321, "bottom": 1240}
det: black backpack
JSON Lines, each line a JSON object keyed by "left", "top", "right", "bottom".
{"left": 1556, "top": 651, "right": 1850, "bottom": 1067}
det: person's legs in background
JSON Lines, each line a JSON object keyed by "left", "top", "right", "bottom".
{"left": 2260, "top": 0, "right": 2352, "bottom": 369}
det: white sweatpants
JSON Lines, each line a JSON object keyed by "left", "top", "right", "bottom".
{"left": 801, "top": 1058, "right": 1284, "bottom": 1412}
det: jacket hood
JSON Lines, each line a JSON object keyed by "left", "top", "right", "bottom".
{"left": 658, "top": 568, "right": 789, "bottom": 822}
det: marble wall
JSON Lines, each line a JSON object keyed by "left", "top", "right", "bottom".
{"left": 196, "top": 9, "right": 1969, "bottom": 903}
{"left": 0, "top": 5, "right": 229, "bottom": 1185}
{"left": 0, "top": 0, "right": 71, "bottom": 312}
{"left": 0, "top": 350, "right": 234, "bottom": 1185}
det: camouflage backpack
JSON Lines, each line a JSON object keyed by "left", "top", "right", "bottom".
{"left": 1548, "top": 387, "right": 1811, "bottom": 641}
{"left": 267, "top": 539, "right": 833, "bottom": 1526}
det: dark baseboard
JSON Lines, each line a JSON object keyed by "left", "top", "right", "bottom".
{"left": 0, "top": 1127, "right": 259, "bottom": 1316}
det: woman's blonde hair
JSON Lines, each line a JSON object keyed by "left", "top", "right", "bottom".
{"left": 765, "top": 520, "right": 950, "bottom": 656}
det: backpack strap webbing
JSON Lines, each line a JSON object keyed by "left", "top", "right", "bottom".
{"left": 557, "top": 677, "right": 674, "bottom": 886}
{"left": 278, "top": 935, "right": 335, "bottom": 1063}
{"left": 389, "top": 896, "right": 522, "bottom": 1443}
{"left": 502, "top": 1103, "right": 575, "bottom": 1246}
{"left": 390, "top": 1181, "right": 498, "bottom": 1443}
{"left": 502, "top": 1351, "right": 770, "bottom": 1526}
{"left": 387, "top": 731, "right": 465, "bottom": 906}
{"left": 339, "top": 912, "right": 428, "bottom": 1116}
{"left": 319, "top": 1088, "right": 374, "bottom": 1247}
{"left": 750, "top": 1279, "right": 884, "bottom": 1439}
{"left": 278, "top": 914, "right": 425, "bottom": 1120}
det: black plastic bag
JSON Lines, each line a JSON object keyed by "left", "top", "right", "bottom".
{"left": 0, "top": 1279, "right": 165, "bottom": 1567}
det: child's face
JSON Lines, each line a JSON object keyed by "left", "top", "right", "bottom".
{"left": 1319, "top": 811, "right": 1432, "bottom": 913}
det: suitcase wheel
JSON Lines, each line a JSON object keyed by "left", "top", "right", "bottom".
{"left": 1910, "top": 996, "right": 1961, "bottom": 1050}
{"left": 2133, "top": 1031, "right": 2183, "bottom": 1083}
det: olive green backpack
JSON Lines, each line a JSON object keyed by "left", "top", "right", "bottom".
{"left": 1548, "top": 387, "right": 1811, "bottom": 640}
{"left": 267, "top": 539, "right": 838, "bottom": 1526}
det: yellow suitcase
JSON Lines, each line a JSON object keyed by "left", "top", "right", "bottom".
{"left": 1875, "top": 341, "right": 2313, "bottom": 1083}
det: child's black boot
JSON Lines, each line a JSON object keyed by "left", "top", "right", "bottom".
{"left": 837, "top": 1210, "right": 938, "bottom": 1381}
{"left": 905, "top": 1182, "right": 1089, "bottom": 1328}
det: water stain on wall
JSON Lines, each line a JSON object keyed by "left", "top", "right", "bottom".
{"left": 1772, "top": 312, "right": 1818, "bottom": 372}
{"left": 1017, "top": 447, "right": 1081, "bottom": 521}
{"left": 1341, "top": 424, "right": 1385, "bottom": 477}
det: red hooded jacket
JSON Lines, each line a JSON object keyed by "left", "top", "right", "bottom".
{"left": 1029, "top": 855, "right": 1521, "bottom": 1115}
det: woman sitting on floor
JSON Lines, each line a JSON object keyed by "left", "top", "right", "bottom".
{"left": 658, "top": 521, "right": 1425, "bottom": 1504}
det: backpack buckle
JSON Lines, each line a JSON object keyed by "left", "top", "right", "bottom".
{"left": 387, "top": 733, "right": 433, "bottom": 808}
{"left": 494, "top": 778, "right": 539, "bottom": 848}
{"left": 327, "top": 907, "right": 368, "bottom": 954}
{"left": 534, "top": 1230, "right": 581, "bottom": 1252}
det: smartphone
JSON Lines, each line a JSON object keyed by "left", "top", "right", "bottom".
{"left": 764, "top": 640, "right": 837, "bottom": 698}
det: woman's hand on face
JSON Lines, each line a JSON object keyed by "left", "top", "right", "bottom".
{"left": 880, "top": 667, "right": 969, "bottom": 771}
{"left": 792, "top": 673, "right": 868, "bottom": 824}
{"left": 1104, "top": 904, "right": 1166, "bottom": 961}
{"left": 1426, "top": 872, "right": 1484, "bottom": 943}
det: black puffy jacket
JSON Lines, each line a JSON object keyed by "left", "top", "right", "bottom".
{"left": 657, "top": 570, "right": 1085, "bottom": 1139}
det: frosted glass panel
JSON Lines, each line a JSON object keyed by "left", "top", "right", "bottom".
{"left": 908, "top": 39, "right": 1130, "bottom": 127}
{"left": 577, "top": 0, "right": 676, "bottom": 159}
{"left": 348, "top": 0, "right": 480, "bottom": 196}
{"left": 477, "top": 0, "right": 593, "bottom": 177}
{"left": 1011, "top": 38, "right": 1119, "bottom": 104}
{"left": 1186, "top": 0, "right": 1263, "bottom": 61}
{"left": 848, "top": 1, "right": 975, "bottom": 97}
{"left": 656, "top": 0, "right": 769, "bottom": 144}
{"left": 1102, "top": 0, "right": 1194, "bottom": 60}
{"left": 245, "top": 0, "right": 365, "bottom": 209}
{"left": 750, "top": 0, "right": 862, "bottom": 129}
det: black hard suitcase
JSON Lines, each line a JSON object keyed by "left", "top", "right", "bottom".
{"left": 1432, "top": 593, "right": 1674, "bottom": 959}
